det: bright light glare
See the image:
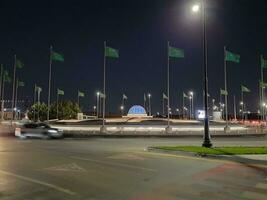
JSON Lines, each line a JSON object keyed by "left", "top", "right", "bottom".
{"left": 192, "top": 4, "right": 200, "bottom": 12}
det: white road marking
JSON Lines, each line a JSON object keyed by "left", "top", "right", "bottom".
{"left": 107, "top": 153, "right": 145, "bottom": 160}
{"left": 70, "top": 156, "right": 157, "bottom": 172}
{"left": 0, "top": 169, "right": 76, "bottom": 195}
{"left": 44, "top": 163, "right": 86, "bottom": 172}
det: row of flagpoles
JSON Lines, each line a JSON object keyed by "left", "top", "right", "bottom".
{"left": 1, "top": 42, "right": 267, "bottom": 128}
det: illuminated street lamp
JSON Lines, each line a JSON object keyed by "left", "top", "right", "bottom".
{"left": 96, "top": 91, "right": 100, "bottom": 118}
{"left": 192, "top": 1, "right": 212, "bottom": 147}
{"left": 120, "top": 105, "right": 124, "bottom": 116}
{"left": 148, "top": 93, "right": 151, "bottom": 116}
{"left": 189, "top": 91, "right": 194, "bottom": 119}
{"left": 93, "top": 105, "right": 96, "bottom": 116}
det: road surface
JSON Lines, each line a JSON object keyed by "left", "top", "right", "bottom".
{"left": 0, "top": 137, "right": 266, "bottom": 200}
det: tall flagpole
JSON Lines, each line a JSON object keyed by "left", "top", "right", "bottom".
{"left": 15, "top": 78, "right": 19, "bottom": 120}
{"left": 1, "top": 74, "right": 5, "bottom": 121}
{"left": 11, "top": 54, "right": 17, "bottom": 121}
{"left": 162, "top": 95, "right": 165, "bottom": 116}
{"left": 0, "top": 65, "right": 3, "bottom": 103}
{"left": 241, "top": 90, "right": 244, "bottom": 121}
{"left": 224, "top": 46, "right": 229, "bottom": 131}
{"left": 101, "top": 41, "right": 107, "bottom": 132}
{"left": 260, "top": 54, "right": 264, "bottom": 121}
{"left": 233, "top": 95, "right": 237, "bottom": 120}
{"left": 182, "top": 93, "right": 185, "bottom": 119}
{"left": 47, "top": 46, "right": 53, "bottom": 121}
{"left": 167, "top": 41, "right": 170, "bottom": 128}
{"left": 57, "top": 91, "right": 59, "bottom": 119}
{"left": 77, "top": 91, "right": 80, "bottom": 108}
{"left": 37, "top": 88, "right": 41, "bottom": 122}
{"left": 33, "top": 84, "right": 36, "bottom": 121}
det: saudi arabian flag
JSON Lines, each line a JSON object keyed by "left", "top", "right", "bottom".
{"left": 105, "top": 47, "right": 119, "bottom": 58}
{"left": 183, "top": 92, "right": 189, "bottom": 98}
{"left": 51, "top": 51, "right": 64, "bottom": 62}
{"left": 241, "top": 85, "right": 250, "bottom": 93}
{"left": 35, "top": 85, "right": 42, "bottom": 93}
{"left": 163, "top": 93, "right": 168, "bottom": 99}
{"left": 261, "top": 57, "right": 267, "bottom": 69}
{"left": 169, "top": 46, "right": 184, "bottom": 58}
{"left": 220, "top": 89, "right": 228, "bottom": 96}
{"left": 57, "top": 89, "right": 64, "bottom": 96}
{"left": 18, "top": 81, "right": 25, "bottom": 87}
{"left": 16, "top": 59, "right": 24, "bottom": 69}
{"left": 4, "top": 71, "right": 11, "bottom": 83}
{"left": 260, "top": 80, "right": 267, "bottom": 89}
{"left": 78, "top": 91, "right": 85, "bottom": 97}
{"left": 225, "top": 50, "right": 240, "bottom": 63}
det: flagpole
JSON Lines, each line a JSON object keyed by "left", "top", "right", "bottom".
{"left": 241, "top": 90, "right": 244, "bottom": 121}
{"left": 11, "top": 54, "right": 17, "bottom": 121}
{"left": 162, "top": 95, "right": 165, "bottom": 117}
{"left": 37, "top": 88, "right": 41, "bottom": 122}
{"left": 224, "top": 46, "right": 229, "bottom": 131}
{"left": 1, "top": 75, "right": 5, "bottom": 121}
{"left": 77, "top": 91, "right": 80, "bottom": 108}
{"left": 182, "top": 93, "right": 185, "bottom": 119}
{"left": 0, "top": 65, "right": 3, "bottom": 104}
{"left": 167, "top": 41, "right": 170, "bottom": 130}
{"left": 57, "top": 91, "right": 59, "bottom": 119}
{"left": 15, "top": 78, "right": 18, "bottom": 120}
{"left": 33, "top": 84, "right": 36, "bottom": 121}
{"left": 260, "top": 54, "right": 264, "bottom": 121}
{"left": 233, "top": 95, "right": 237, "bottom": 121}
{"left": 47, "top": 45, "right": 53, "bottom": 122}
{"left": 101, "top": 41, "right": 107, "bottom": 132}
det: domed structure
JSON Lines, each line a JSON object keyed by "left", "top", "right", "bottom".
{"left": 127, "top": 105, "right": 147, "bottom": 117}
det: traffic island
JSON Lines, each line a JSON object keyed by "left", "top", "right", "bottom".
{"left": 148, "top": 146, "right": 267, "bottom": 164}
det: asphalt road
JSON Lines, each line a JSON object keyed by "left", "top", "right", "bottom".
{"left": 0, "top": 137, "right": 266, "bottom": 200}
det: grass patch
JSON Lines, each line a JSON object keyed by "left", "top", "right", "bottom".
{"left": 155, "top": 146, "right": 267, "bottom": 155}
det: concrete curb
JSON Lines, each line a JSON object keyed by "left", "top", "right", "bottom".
{"left": 148, "top": 147, "right": 267, "bottom": 165}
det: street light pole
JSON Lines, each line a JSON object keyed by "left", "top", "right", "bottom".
{"left": 193, "top": 0, "right": 212, "bottom": 147}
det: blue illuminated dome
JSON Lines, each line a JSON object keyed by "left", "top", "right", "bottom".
{"left": 127, "top": 105, "right": 147, "bottom": 116}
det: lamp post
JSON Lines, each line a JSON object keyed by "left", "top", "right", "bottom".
{"left": 148, "top": 93, "right": 151, "bottom": 116}
{"left": 120, "top": 105, "right": 124, "bottom": 117}
{"left": 93, "top": 106, "right": 96, "bottom": 116}
{"left": 96, "top": 91, "right": 100, "bottom": 118}
{"left": 192, "top": 0, "right": 212, "bottom": 147}
{"left": 189, "top": 91, "right": 194, "bottom": 119}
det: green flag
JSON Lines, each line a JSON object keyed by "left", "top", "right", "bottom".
{"left": 18, "top": 81, "right": 25, "bottom": 87}
{"left": 225, "top": 50, "right": 240, "bottom": 63}
{"left": 57, "top": 89, "right": 64, "bottom": 96}
{"left": 163, "top": 93, "right": 168, "bottom": 99}
{"left": 220, "top": 89, "right": 228, "bottom": 96}
{"left": 4, "top": 71, "right": 11, "bottom": 83}
{"left": 241, "top": 85, "right": 250, "bottom": 93}
{"left": 260, "top": 80, "right": 267, "bottom": 89}
{"left": 51, "top": 51, "right": 64, "bottom": 62}
{"left": 105, "top": 47, "right": 119, "bottom": 58}
{"left": 16, "top": 59, "right": 24, "bottom": 69}
{"left": 169, "top": 46, "right": 185, "bottom": 58}
{"left": 183, "top": 92, "right": 189, "bottom": 98}
{"left": 261, "top": 57, "right": 267, "bottom": 69}
{"left": 35, "top": 85, "right": 42, "bottom": 93}
{"left": 78, "top": 91, "right": 85, "bottom": 97}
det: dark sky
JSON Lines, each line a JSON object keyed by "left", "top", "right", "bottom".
{"left": 0, "top": 0, "right": 267, "bottom": 114}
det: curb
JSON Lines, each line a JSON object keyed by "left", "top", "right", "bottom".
{"left": 148, "top": 147, "right": 267, "bottom": 165}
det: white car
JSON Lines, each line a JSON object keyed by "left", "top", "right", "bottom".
{"left": 15, "top": 123, "right": 63, "bottom": 139}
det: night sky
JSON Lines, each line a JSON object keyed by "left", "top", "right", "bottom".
{"left": 0, "top": 0, "right": 267, "bottom": 114}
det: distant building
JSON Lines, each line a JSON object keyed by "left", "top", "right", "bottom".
{"left": 127, "top": 105, "right": 148, "bottom": 117}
